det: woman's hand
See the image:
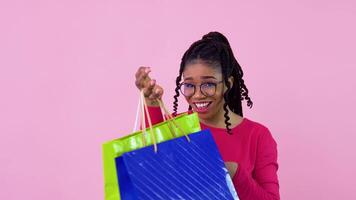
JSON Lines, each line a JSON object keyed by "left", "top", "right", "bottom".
{"left": 225, "top": 162, "right": 238, "bottom": 179}
{"left": 135, "top": 66, "right": 164, "bottom": 106}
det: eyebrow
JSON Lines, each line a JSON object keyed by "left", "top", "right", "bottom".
{"left": 184, "top": 76, "right": 217, "bottom": 80}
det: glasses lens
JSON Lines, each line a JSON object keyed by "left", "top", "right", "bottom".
{"left": 180, "top": 83, "right": 195, "bottom": 97}
{"left": 201, "top": 83, "right": 216, "bottom": 97}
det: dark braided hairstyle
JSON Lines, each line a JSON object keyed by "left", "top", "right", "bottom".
{"left": 173, "top": 32, "right": 253, "bottom": 134}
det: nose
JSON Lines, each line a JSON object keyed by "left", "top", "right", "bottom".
{"left": 191, "top": 87, "right": 205, "bottom": 99}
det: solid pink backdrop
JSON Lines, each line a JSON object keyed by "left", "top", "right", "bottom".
{"left": 1, "top": 0, "right": 355, "bottom": 199}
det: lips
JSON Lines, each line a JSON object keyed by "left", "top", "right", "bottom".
{"left": 193, "top": 101, "right": 212, "bottom": 113}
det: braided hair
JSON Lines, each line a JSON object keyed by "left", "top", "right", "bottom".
{"left": 173, "top": 31, "right": 253, "bottom": 134}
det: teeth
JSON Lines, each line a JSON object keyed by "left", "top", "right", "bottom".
{"left": 195, "top": 102, "right": 209, "bottom": 108}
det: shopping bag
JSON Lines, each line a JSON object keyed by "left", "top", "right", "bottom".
{"left": 103, "top": 92, "right": 201, "bottom": 200}
{"left": 116, "top": 128, "right": 239, "bottom": 200}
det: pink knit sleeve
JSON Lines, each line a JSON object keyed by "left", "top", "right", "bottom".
{"left": 232, "top": 128, "right": 280, "bottom": 200}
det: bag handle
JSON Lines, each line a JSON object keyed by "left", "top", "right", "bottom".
{"left": 132, "top": 92, "right": 170, "bottom": 148}
{"left": 132, "top": 93, "right": 171, "bottom": 134}
{"left": 134, "top": 91, "right": 191, "bottom": 153}
{"left": 157, "top": 99, "right": 191, "bottom": 142}
{"left": 140, "top": 90, "right": 158, "bottom": 152}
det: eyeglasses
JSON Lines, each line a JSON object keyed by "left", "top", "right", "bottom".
{"left": 178, "top": 81, "right": 223, "bottom": 97}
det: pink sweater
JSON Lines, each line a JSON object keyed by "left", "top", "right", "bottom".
{"left": 147, "top": 107, "right": 280, "bottom": 200}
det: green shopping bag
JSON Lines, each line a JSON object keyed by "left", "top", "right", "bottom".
{"left": 102, "top": 92, "right": 201, "bottom": 200}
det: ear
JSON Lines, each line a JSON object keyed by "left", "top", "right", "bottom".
{"left": 228, "top": 76, "right": 234, "bottom": 88}
{"left": 223, "top": 76, "right": 234, "bottom": 93}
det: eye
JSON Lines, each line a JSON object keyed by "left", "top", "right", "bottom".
{"left": 204, "top": 82, "right": 217, "bottom": 88}
{"left": 183, "top": 83, "right": 195, "bottom": 88}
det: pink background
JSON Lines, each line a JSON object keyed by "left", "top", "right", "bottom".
{"left": 1, "top": 0, "right": 355, "bottom": 199}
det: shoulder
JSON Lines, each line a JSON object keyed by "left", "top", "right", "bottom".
{"left": 240, "top": 117, "right": 270, "bottom": 133}
{"left": 240, "top": 118, "right": 277, "bottom": 145}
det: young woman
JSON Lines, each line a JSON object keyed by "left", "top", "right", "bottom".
{"left": 135, "top": 32, "right": 280, "bottom": 200}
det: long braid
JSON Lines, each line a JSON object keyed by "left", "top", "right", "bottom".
{"left": 240, "top": 78, "right": 253, "bottom": 108}
{"left": 235, "top": 60, "right": 253, "bottom": 109}
{"left": 173, "top": 75, "right": 181, "bottom": 116}
{"left": 173, "top": 63, "right": 185, "bottom": 116}
{"left": 232, "top": 72, "right": 243, "bottom": 116}
{"left": 223, "top": 78, "right": 232, "bottom": 134}
{"left": 218, "top": 42, "right": 234, "bottom": 134}
{"left": 222, "top": 41, "right": 253, "bottom": 115}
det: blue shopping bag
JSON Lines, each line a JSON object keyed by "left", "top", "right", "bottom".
{"left": 115, "top": 129, "right": 239, "bottom": 200}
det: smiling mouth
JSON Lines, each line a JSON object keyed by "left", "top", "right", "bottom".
{"left": 193, "top": 101, "right": 212, "bottom": 112}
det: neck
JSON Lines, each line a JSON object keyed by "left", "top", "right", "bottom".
{"left": 200, "top": 107, "right": 241, "bottom": 129}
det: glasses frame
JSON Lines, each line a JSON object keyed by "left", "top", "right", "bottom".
{"left": 178, "top": 81, "right": 224, "bottom": 97}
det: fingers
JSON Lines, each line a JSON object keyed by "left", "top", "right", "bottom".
{"left": 135, "top": 66, "right": 151, "bottom": 79}
{"left": 143, "top": 80, "right": 163, "bottom": 99}
{"left": 135, "top": 66, "right": 164, "bottom": 100}
{"left": 135, "top": 66, "right": 151, "bottom": 89}
{"left": 225, "top": 162, "right": 238, "bottom": 178}
{"left": 142, "top": 79, "right": 156, "bottom": 97}
{"left": 148, "top": 85, "right": 164, "bottom": 100}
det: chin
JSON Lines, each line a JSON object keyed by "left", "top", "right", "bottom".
{"left": 195, "top": 111, "right": 213, "bottom": 120}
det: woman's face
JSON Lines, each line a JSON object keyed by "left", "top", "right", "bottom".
{"left": 182, "top": 62, "right": 227, "bottom": 122}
